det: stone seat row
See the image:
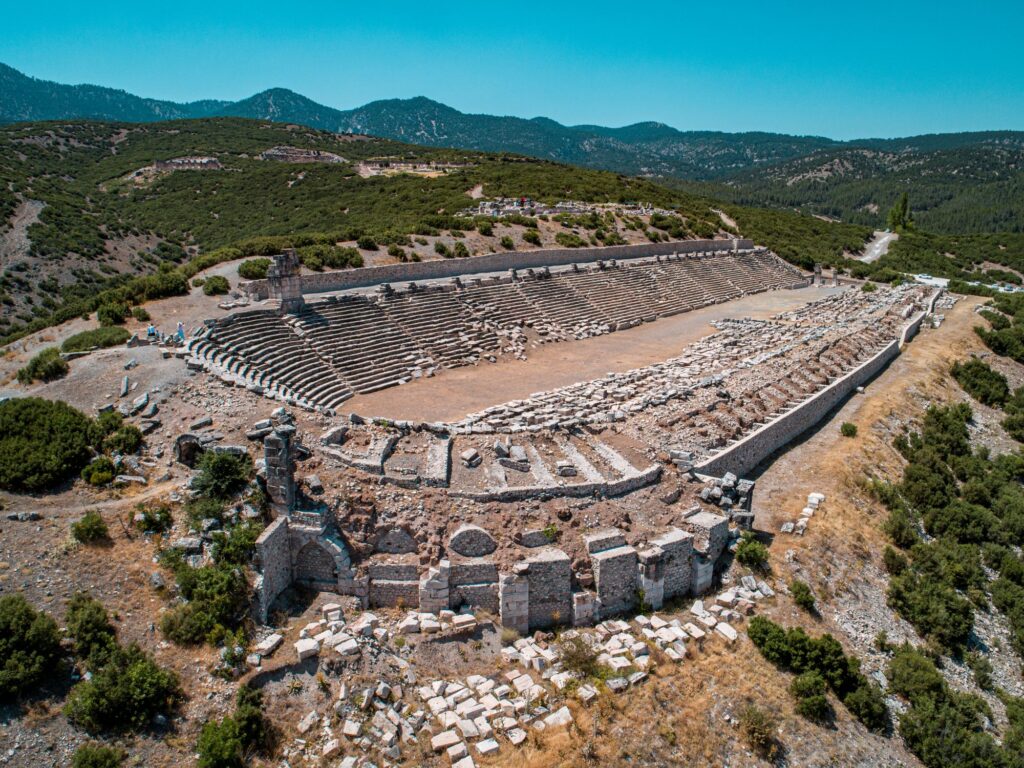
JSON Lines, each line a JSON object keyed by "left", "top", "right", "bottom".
{"left": 192, "top": 251, "right": 806, "bottom": 411}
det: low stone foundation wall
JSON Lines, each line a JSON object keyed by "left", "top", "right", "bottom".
{"left": 242, "top": 238, "right": 754, "bottom": 299}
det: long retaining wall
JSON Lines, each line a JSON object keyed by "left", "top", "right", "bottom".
{"left": 242, "top": 238, "right": 754, "bottom": 299}
{"left": 696, "top": 338, "right": 902, "bottom": 479}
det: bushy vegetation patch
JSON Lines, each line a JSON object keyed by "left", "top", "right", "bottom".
{"left": 790, "top": 579, "right": 816, "bottom": 612}
{"left": 747, "top": 616, "right": 888, "bottom": 732}
{"left": 202, "top": 275, "right": 230, "bottom": 296}
{"left": 193, "top": 452, "right": 252, "bottom": 500}
{"left": 61, "top": 327, "right": 132, "bottom": 354}
{"left": 159, "top": 550, "right": 250, "bottom": 646}
{"left": 887, "top": 645, "right": 1024, "bottom": 768}
{"left": 16, "top": 347, "right": 68, "bottom": 384}
{"left": 0, "top": 397, "right": 98, "bottom": 491}
{"left": 951, "top": 358, "right": 1009, "bottom": 407}
{"left": 0, "top": 594, "right": 63, "bottom": 701}
{"left": 71, "top": 511, "right": 110, "bottom": 544}
{"left": 196, "top": 685, "right": 273, "bottom": 768}
{"left": 66, "top": 592, "right": 117, "bottom": 666}
{"left": 65, "top": 643, "right": 180, "bottom": 734}
{"left": 840, "top": 421, "right": 858, "bottom": 437}
{"left": 734, "top": 531, "right": 769, "bottom": 569}
{"left": 737, "top": 703, "right": 780, "bottom": 760}
{"left": 71, "top": 744, "right": 125, "bottom": 768}
{"left": 81, "top": 456, "right": 116, "bottom": 486}
{"left": 874, "top": 401, "right": 1024, "bottom": 653}
{"left": 237, "top": 258, "right": 271, "bottom": 280}
{"left": 134, "top": 503, "right": 173, "bottom": 534}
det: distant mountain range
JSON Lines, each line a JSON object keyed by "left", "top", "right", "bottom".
{"left": 2, "top": 62, "right": 1023, "bottom": 231}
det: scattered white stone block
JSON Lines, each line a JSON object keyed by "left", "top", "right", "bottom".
{"left": 294, "top": 638, "right": 320, "bottom": 661}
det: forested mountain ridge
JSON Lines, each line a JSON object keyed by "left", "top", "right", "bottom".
{"left": 690, "top": 141, "right": 1024, "bottom": 234}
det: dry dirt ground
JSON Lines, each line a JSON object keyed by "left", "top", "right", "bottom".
{"left": 347, "top": 285, "right": 843, "bottom": 422}
{"left": 0, "top": 289, "right": 1009, "bottom": 768}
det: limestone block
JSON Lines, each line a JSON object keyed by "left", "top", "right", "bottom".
{"left": 294, "top": 638, "right": 319, "bottom": 661}
{"left": 430, "top": 729, "right": 461, "bottom": 752}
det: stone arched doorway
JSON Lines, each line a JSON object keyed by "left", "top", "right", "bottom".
{"left": 294, "top": 541, "right": 338, "bottom": 586}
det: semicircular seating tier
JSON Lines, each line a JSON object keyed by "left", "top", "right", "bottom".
{"left": 188, "top": 248, "right": 807, "bottom": 412}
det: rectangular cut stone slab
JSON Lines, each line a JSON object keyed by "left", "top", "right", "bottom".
{"left": 255, "top": 633, "right": 283, "bottom": 656}
{"left": 294, "top": 638, "right": 319, "bottom": 661}
{"left": 431, "top": 730, "right": 461, "bottom": 752}
{"left": 715, "top": 622, "right": 738, "bottom": 642}
{"left": 476, "top": 738, "right": 500, "bottom": 755}
{"left": 543, "top": 706, "right": 574, "bottom": 728}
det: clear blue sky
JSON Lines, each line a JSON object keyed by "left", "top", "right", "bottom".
{"left": 3, "top": 1, "right": 1022, "bottom": 139}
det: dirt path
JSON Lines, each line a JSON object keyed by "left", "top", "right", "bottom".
{"left": 0, "top": 197, "right": 44, "bottom": 267}
{"left": 850, "top": 230, "right": 897, "bottom": 263}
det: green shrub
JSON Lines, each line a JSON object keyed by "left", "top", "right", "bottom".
{"left": 883, "top": 546, "right": 909, "bottom": 575}
{"left": 211, "top": 521, "right": 264, "bottom": 566}
{"left": 840, "top": 422, "right": 858, "bottom": 437}
{"left": 65, "top": 643, "right": 180, "bottom": 734}
{"left": 434, "top": 241, "right": 450, "bottom": 257}
{"left": 387, "top": 243, "right": 406, "bottom": 261}
{"left": 135, "top": 503, "right": 173, "bottom": 534}
{"left": 557, "top": 635, "right": 606, "bottom": 679}
{"left": 790, "top": 579, "right": 816, "bottom": 612}
{"left": 842, "top": 682, "right": 889, "bottom": 732}
{"left": 66, "top": 592, "right": 116, "bottom": 667}
{"left": 160, "top": 558, "right": 249, "bottom": 646}
{"left": 103, "top": 425, "right": 143, "bottom": 455}
{"left": 966, "top": 651, "right": 993, "bottom": 691}
{"left": 356, "top": 235, "right": 377, "bottom": 251}
{"left": 522, "top": 229, "right": 541, "bottom": 246}
{"left": 202, "top": 276, "right": 230, "bottom": 296}
{"left": 193, "top": 452, "right": 251, "bottom": 499}
{"left": 734, "top": 531, "right": 769, "bottom": 569}
{"left": 197, "top": 716, "right": 244, "bottom": 768}
{"left": 17, "top": 347, "right": 69, "bottom": 384}
{"left": 81, "top": 457, "right": 115, "bottom": 486}
{"left": 500, "top": 235, "right": 514, "bottom": 249}
{"left": 96, "top": 303, "right": 129, "bottom": 326}
{"left": 237, "top": 258, "right": 271, "bottom": 280}
{"left": 131, "top": 306, "right": 150, "bottom": 322}
{"left": 0, "top": 594, "right": 63, "bottom": 701}
{"left": 197, "top": 685, "right": 271, "bottom": 768}
{"left": 71, "top": 744, "right": 125, "bottom": 768}
{"left": 61, "top": 327, "right": 132, "bottom": 354}
{"left": 951, "top": 358, "right": 1009, "bottom": 407}
{"left": 748, "top": 616, "right": 888, "bottom": 732}
{"left": 72, "top": 511, "right": 109, "bottom": 544}
{"left": 861, "top": 282, "right": 877, "bottom": 292}
{"left": 738, "top": 704, "right": 779, "bottom": 759}
{"left": 791, "top": 671, "right": 832, "bottom": 723}
{"left": 555, "top": 231, "right": 586, "bottom": 248}
{"left": 0, "top": 398, "right": 99, "bottom": 491}
{"left": 452, "top": 241, "right": 469, "bottom": 258}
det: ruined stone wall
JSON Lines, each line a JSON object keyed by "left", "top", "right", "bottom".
{"left": 448, "top": 464, "right": 662, "bottom": 503}
{"left": 450, "top": 560, "right": 500, "bottom": 613}
{"left": 592, "top": 545, "right": 639, "bottom": 618}
{"left": 696, "top": 336, "right": 902, "bottom": 479}
{"left": 369, "top": 579, "right": 421, "bottom": 608}
{"left": 524, "top": 549, "right": 573, "bottom": 630}
{"left": 254, "top": 517, "right": 291, "bottom": 622}
{"left": 901, "top": 311, "right": 926, "bottom": 347}
{"left": 242, "top": 239, "right": 756, "bottom": 299}
{"left": 651, "top": 528, "right": 694, "bottom": 600}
